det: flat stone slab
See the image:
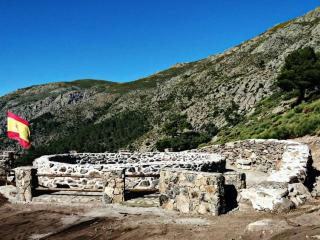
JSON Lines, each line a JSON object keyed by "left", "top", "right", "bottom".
{"left": 124, "top": 194, "right": 160, "bottom": 208}
{"left": 246, "top": 218, "right": 292, "bottom": 233}
{"left": 32, "top": 191, "right": 104, "bottom": 206}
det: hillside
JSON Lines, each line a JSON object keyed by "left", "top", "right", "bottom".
{"left": 1, "top": 7, "right": 320, "bottom": 158}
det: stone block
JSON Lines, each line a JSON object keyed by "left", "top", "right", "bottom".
{"left": 103, "top": 169, "right": 125, "bottom": 204}
{"left": 159, "top": 169, "right": 224, "bottom": 215}
{"left": 14, "top": 166, "right": 35, "bottom": 202}
{"left": 224, "top": 171, "right": 246, "bottom": 190}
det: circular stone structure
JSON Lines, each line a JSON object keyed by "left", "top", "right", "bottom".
{"left": 30, "top": 139, "right": 313, "bottom": 213}
{"left": 33, "top": 152, "right": 226, "bottom": 190}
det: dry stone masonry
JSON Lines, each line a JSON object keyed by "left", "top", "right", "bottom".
{"left": 238, "top": 141, "right": 311, "bottom": 212}
{"left": 199, "top": 139, "right": 312, "bottom": 212}
{"left": 33, "top": 152, "right": 226, "bottom": 190}
{"left": 0, "top": 151, "right": 15, "bottom": 176}
{"left": 14, "top": 166, "right": 34, "bottom": 202}
{"left": 224, "top": 171, "right": 246, "bottom": 190}
{"left": 159, "top": 170, "right": 246, "bottom": 215}
{"left": 198, "top": 139, "right": 285, "bottom": 173}
{"left": 159, "top": 169, "right": 225, "bottom": 215}
{"left": 102, "top": 169, "right": 125, "bottom": 204}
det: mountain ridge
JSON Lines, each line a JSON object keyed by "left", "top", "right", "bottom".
{"left": 1, "top": 7, "right": 320, "bottom": 155}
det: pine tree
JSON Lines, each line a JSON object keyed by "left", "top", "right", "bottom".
{"left": 277, "top": 47, "right": 320, "bottom": 104}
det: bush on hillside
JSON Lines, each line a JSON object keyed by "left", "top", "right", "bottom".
{"left": 223, "top": 101, "right": 242, "bottom": 125}
{"left": 156, "top": 131, "right": 210, "bottom": 152}
{"left": 202, "top": 123, "right": 219, "bottom": 138}
{"left": 156, "top": 114, "right": 213, "bottom": 151}
{"left": 162, "top": 114, "right": 192, "bottom": 137}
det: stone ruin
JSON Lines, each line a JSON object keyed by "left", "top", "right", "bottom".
{"left": 0, "top": 151, "right": 15, "bottom": 176}
{"left": 33, "top": 152, "right": 226, "bottom": 190}
{"left": 8, "top": 139, "right": 317, "bottom": 216}
{"left": 159, "top": 170, "right": 245, "bottom": 215}
{"left": 197, "top": 139, "right": 313, "bottom": 212}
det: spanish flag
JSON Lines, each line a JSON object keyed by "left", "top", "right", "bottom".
{"left": 7, "top": 112, "right": 31, "bottom": 149}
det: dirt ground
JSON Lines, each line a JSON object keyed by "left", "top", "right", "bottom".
{"left": 0, "top": 199, "right": 319, "bottom": 240}
{"left": 0, "top": 193, "right": 8, "bottom": 206}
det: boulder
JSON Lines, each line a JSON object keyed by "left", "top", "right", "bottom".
{"left": 239, "top": 181, "right": 290, "bottom": 211}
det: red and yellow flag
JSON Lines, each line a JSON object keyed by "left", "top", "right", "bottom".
{"left": 7, "top": 112, "right": 31, "bottom": 149}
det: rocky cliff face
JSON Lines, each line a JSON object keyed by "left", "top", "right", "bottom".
{"left": 1, "top": 8, "right": 320, "bottom": 152}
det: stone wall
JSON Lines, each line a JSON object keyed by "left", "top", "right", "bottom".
{"left": 224, "top": 171, "right": 246, "bottom": 190}
{"left": 239, "top": 141, "right": 311, "bottom": 211}
{"left": 33, "top": 152, "right": 225, "bottom": 190}
{"left": 159, "top": 169, "right": 225, "bottom": 215}
{"left": 223, "top": 171, "right": 246, "bottom": 211}
{"left": 13, "top": 166, "right": 126, "bottom": 204}
{"left": 0, "top": 151, "right": 15, "bottom": 176}
{"left": 102, "top": 169, "right": 125, "bottom": 204}
{"left": 198, "top": 139, "right": 285, "bottom": 173}
{"left": 15, "top": 166, "right": 34, "bottom": 202}
{"left": 46, "top": 152, "right": 225, "bottom": 172}
{"left": 198, "top": 139, "right": 313, "bottom": 212}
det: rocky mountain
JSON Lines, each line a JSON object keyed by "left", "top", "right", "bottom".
{"left": 1, "top": 7, "right": 320, "bottom": 154}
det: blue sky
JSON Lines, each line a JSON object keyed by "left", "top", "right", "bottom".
{"left": 0, "top": 0, "right": 319, "bottom": 96}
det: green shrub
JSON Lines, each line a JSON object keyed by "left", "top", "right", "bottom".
{"left": 293, "top": 115, "right": 320, "bottom": 136}
{"left": 162, "top": 114, "right": 192, "bottom": 137}
{"left": 223, "top": 101, "right": 242, "bottom": 125}
{"left": 202, "top": 123, "right": 219, "bottom": 137}
{"left": 156, "top": 132, "right": 210, "bottom": 151}
{"left": 294, "top": 105, "right": 303, "bottom": 113}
